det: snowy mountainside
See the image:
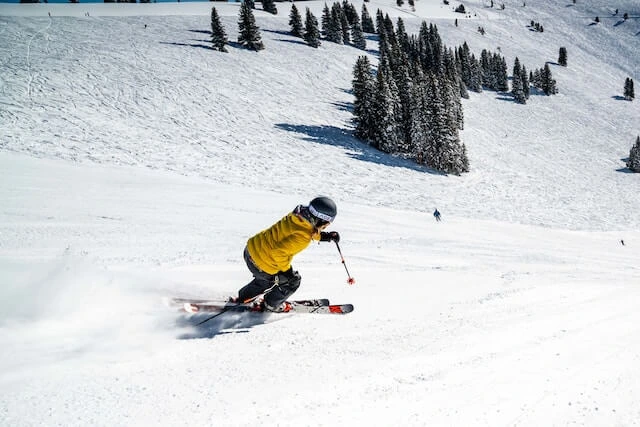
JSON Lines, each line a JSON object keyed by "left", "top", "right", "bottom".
{"left": 1, "top": 0, "right": 638, "bottom": 231}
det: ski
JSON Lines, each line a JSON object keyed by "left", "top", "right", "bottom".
{"left": 169, "top": 297, "right": 329, "bottom": 309}
{"left": 168, "top": 297, "right": 352, "bottom": 315}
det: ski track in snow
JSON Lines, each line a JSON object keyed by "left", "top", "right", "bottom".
{"left": 1, "top": 0, "right": 640, "bottom": 426}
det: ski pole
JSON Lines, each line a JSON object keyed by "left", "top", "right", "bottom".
{"left": 335, "top": 241, "right": 355, "bottom": 285}
{"left": 194, "top": 294, "right": 260, "bottom": 326}
{"left": 194, "top": 283, "right": 279, "bottom": 326}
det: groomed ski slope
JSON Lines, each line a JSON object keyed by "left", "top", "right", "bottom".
{"left": 1, "top": 0, "right": 639, "bottom": 425}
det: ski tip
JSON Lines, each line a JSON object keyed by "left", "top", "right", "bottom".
{"left": 329, "top": 304, "right": 354, "bottom": 314}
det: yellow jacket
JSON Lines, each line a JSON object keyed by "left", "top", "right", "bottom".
{"left": 247, "top": 209, "right": 321, "bottom": 275}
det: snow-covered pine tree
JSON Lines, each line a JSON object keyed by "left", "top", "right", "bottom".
{"left": 396, "top": 18, "right": 410, "bottom": 52}
{"left": 409, "top": 68, "right": 430, "bottom": 161}
{"left": 443, "top": 47, "right": 470, "bottom": 98}
{"left": 326, "top": 6, "right": 344, "bottom": 44}
{"left": 262, "top": 0, "right": 277, "bottom": 15}
{"left": 541, "top": 63, "right": 557, "bottom": 95}
{"left": 446, "top": 73, "right": 464, "bottom": 132}
{"left": 361, "top": 4, "right": 375, "bottom": 33}
{"left": 530, "top": 68, "right": 540, "bottom": 88}
{"left": 391, "top": 52, "right": 414, "bottom": 152}
{"left": 468, "top": 54, "right": 483, "bottom": 93}
{"left": 520, "top": 64, "right": 530, "bottom": 99}
{"left": 342, "top": 0, "right": 358, "bottom": 25}
{"left": 422, "top": 74, "right": 468, "bottom": 175}
{"left": 352, "top": 56, "right": 375, "bottom": 141}
{"left": 627, "top": 136, "right": 640, "bottom": 172}
{"left": 350, "top": 14, "right": 367, "bottom": 50}
{"left": 289, "top": 3, "right": 304, "bottom": 37}
{"left": 303, "top": 8, "right": 321, "bottom": 48}
{"left": 457, "top": 42, "right": 472, "bottom": 89}
{"left": 480, "top": 49, "right": 493, "bottom": 89}
{"left": 497, "top": 55, "right": 509, "bottom": 92}
{"left": 339, "top": 4, "right": 351, "bottom": 45}
{"left": 238, "top": 0, "right": 264, "bottom": 51}
{"left": 558, "top": 47, "right": 567, "bottom": 66}
{"left": 375, "top": 8, "right": 384, "bottom": 34}
{"left": 371, "top": 58, "right": 402, "bottom": 153}
{"left": 210, "top": 7, "right": 228, "bottom": 52}
{"left": 512, "top": 57, "right": 526, "bottom": 104}
{"left": 321, "top": 3, "right": 331, "bottom": 37}
{"left": 624, "top": 77, "right": 635, "bottom": 101}
{"left": 383, "top": 14, "right": 396, "bottom": 44}
{"left": 442, "top": 76, "right": 468, "bottom": 173}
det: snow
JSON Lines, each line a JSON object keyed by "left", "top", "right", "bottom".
{"left": 1, "top": 0, "right": 639, "bottom": 425}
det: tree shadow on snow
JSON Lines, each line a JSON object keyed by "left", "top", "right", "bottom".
{"left": 175, "top": 311, "right": 274, "bottom": 339}
{"left": 275, "top": 123, "right": 443, "bottom": 174}
{"left": 262, "top": 28, "right": 295, "bottom": 36}
{"left": 616, "top": 167, "right": 635, "bottom": 173}
{"left": 275, "top": 38, "right": 308, "bottom": 46}
{"left": 331, "top": 101, "right": 353, "bottom": 113}
{"left": 160, "top": 41, "right": 215, "bottom": 51}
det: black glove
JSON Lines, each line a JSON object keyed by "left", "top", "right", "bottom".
{"left": 320, "top": 231, "right": 340, "bottom": 243}
{"left": 277, "top": 268, "right": 301, "bottom": 286}
{"left": 281, "top": 267, "right": 296, "bottom": 280}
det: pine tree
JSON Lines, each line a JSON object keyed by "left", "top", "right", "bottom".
{"left": 468, "top": 55, "right": 483, "bottom": 93}
{"left": 627, "top": 136, "right": 640, "bottom": 172}
{"left": 520, "top": 64, "right": 530, "bottom": 99}
{"left": 321, "top": 3, "right": 331, "bottom": 37}
{"left": 361, "top": 4, "right": 375, "bottom": 33}
{"left": 375, "top": 8, "right": 384, "bottom": 34}
{"left": 371, "top": 59, "right": 402, "bottom": 153}
{"left": 497, "top": 55, "right": 509, "bottom": 92}
{"left": 289, "top": 3, "right": 304, "bottom": 37}
{"left": 409, "top": 69, "right": 430, "bottom": 162}
{"left": 383, "top": 14, "right": 395, "bottom": 41}
{"left": 558, "top": 47, "right": 567, "bottom": 67}
{"left": 342, "top": 0, "right": 358, "bottom": 25}
{"left": 541, "top": 63, "right": 557, "bottom": 95}
{"left": 238, "top": 1, "right": 264, "bottom": 51}
{"left": 262, "top": 0, "right": 277, "bottom": 15}
{"left": 422, "top": 74, "right": 468, "bottom": 175}
{"left": 326, "top": 6, "right": 344, "bottom": 44}
{"left": 624, "top": 77, "right": 635, "bottom": 101}
{"left": 352, "top": 56, "right": 375, "bottom": 141}
{"left": 396, "top": 18, "right": 410, "bottom": 52}
{"left": 339, "top": 4, "right": 351, "bottom": 45}
{"left": 511, "top": 57, "right": 526, "bottom": 104}
{"left": 210, "top": 7, "right": 228, "bottom": 53}
{"left": 351, "top": 14, "right": 367, "bottom": 50}
{"left": 303, "top": 8, "right": 321, "bottom": 48}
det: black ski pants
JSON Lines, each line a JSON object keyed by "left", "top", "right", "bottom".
{"left": 238, "top": 247, "right": 301, "bottom": 307}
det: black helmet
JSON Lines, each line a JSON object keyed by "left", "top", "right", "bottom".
{"left": 308, "top": 196, "right": 337, "bottom": 224}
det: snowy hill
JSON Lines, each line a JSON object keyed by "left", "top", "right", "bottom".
{"left": 1, "top": 1, "right": 639, "bottom": 426}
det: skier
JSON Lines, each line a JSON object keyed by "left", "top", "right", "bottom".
{"left": 433, "top": 208, "right": 442, "bottom": 222}
{"left": 235, "top": 196, "right": 340, "bottom": 312}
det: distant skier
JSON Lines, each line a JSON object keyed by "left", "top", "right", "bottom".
{"left": 234, "top": 196, "right": 340, "bottom": 312}
{"left": 433, "top": 208, "right": 442, "bottom": 222}
{"left": 621, "top": 239, "right": 625, "bottom": 246}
